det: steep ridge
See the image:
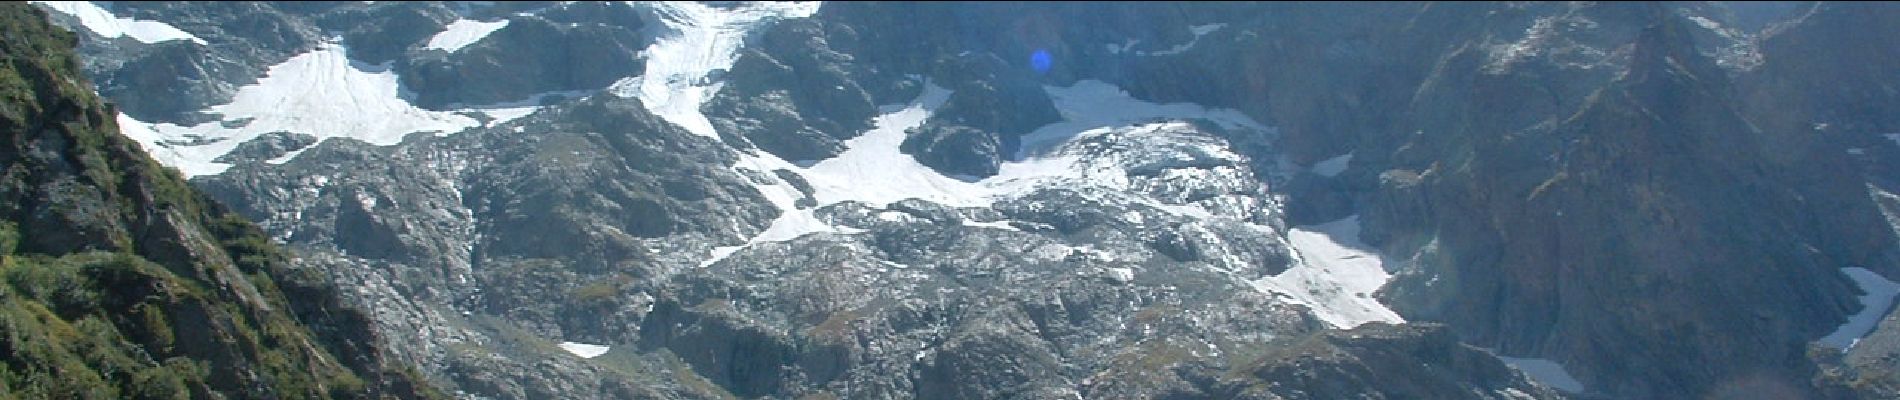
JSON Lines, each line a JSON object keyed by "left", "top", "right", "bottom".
{"left": 1360, "top": 4, "right": 1898, "bottom": 398}
{"left": 62, "top": 2, "right": 1564, "bottom": 398}
{"left": 43, "top": 1, "right": 1900, "bottom": 400}
{"left": 0, "top": 3, "right": 441, "bottom": 398}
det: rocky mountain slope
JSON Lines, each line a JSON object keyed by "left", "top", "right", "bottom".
{"left": 31, "top": 1, "right": 1900, "bottom": 399}
{"left": 0, "top": 3, "right": 440, "bottom": 398}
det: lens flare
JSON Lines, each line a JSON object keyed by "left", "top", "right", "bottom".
{"left": 1030, "top": 49, "right": 1053, "bottom": 74}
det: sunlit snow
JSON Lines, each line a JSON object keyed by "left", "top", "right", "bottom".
{"left": 557, "top": 342, "right": 610, "bottom": 358}
{"left": 614, "top": 3, "right": 1288, "bottom": 269}
{"left": 1251, "top": 215, "right": 1404, "bottom": 329}
{"left": 696, "top": 79, "right": 1277, "bottom": 266}
{"left": 1819, "top": 267, "right": 1900, "bottom": 349}
{"left": 610, "top": 1, "right": 822, "bottom": 140}
{"left": 116, "top": 42, "right": 538, "bottom": 176}
{"left": 31, "top": 1, "right": 204, "bottom": 45}
{"left": 425, "top": 19, "right": 509, "bottom": 52}
{"left": 804, "top": 83, "right": 983, "bottom": 206}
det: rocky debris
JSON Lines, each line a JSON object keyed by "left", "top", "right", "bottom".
{"left": 211, "top": 130, "right": 316, "bottom": 164}
{"left": 899, "top": 124, "right": 1000, "bottom": 178}
{"left": 1223, "top": 323, "right": 1565, "bottom": 400}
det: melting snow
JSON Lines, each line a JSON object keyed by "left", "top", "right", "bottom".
{"left": 803, "top": 83, "right": 986, "bottom": 206}
{"left": 1819, "top": 267, "right": 1900, "bottom": 349}
{"left": 703, "top": 79, "right": 1272, "bottom": 263}
{"left": 116, "top": 42, "right": 540, "bottom": 176}
{"left": 32, "top": 1, "right": 205, "bottom": 45}
{"left": 1251, "top": 215, "right": 1404, "bottom": 329}
{"left": 625, "top": 2, "right": 1278, "bottom": 266}
{"left": 425, "top": 19, "right": 509, "bottom": 52}
{"left": 1312, "top": 153, "right": 1352, "bottom": 177}
{"left": 1495, "top": 354, "right": 1585, "bottom": 393}
{"left": 610, "top": 1, "right": 823, "bottom": 140}
{"left": 557, "top": 342, "right": 611, "bottom": 358}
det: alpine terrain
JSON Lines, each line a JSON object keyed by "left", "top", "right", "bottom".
{"left": 15, "top": 1, "right": 1900, "bottom": 399}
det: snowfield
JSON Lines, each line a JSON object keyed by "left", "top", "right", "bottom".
{"left": 31, "top": 1, "right": 205, "bottom": 45}
{"left": 1251, "top": 215, "right": 1405, "bottom": 329}
{"left": 115, "top": 42, "right": 538, "bottom": 176}
{"left": 557, "top": 342, "right": 611, "bottom": 359}
{"left": 425, "top": 19, "right": 509, "bottom": 52}
{"left": 1819, "top": 267, "right": 1900, "bottom": 349}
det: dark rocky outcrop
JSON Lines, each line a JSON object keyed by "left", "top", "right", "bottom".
{"left": 1355, "top": 4, "right": 1896, "bottom": 398}
{"left": 705, "top": 18, "right": 892, "bottom": 162}
{"left": 900, "top": 53, "right": 1060, "bottom": 178}
{"left": 1223, "top": 323, "right": 1564, "bottom": 400}
{"left": 212, "top": 130, "right": 317, "bottom": 164}
{"left": 399, "top": 12, "right": 647, "bottom": 108}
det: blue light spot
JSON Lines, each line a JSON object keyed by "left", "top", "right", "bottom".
{"left": 1030, "top": 50, "right": 1053, "bottom": 74}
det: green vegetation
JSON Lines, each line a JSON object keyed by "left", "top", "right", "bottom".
{"left": 0, "top": 4, "right": 445, "bottom": 399}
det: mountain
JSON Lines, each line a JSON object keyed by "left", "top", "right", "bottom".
{"left": 26, "top": 1, "right": 1900, "bottom": 399}
{"left": 0, "top": 3, "right": 440, "bottom": 398}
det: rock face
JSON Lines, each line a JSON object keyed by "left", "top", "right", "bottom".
{"left": 0, "top": 4, "right": 441, "bottom": 398}
{"left": 212, "top": 130, "right": 317, "bottom": 164}
{"left": 1353, "top": 4, "right": 1898, "bottom": 398}
{"left": 399, "top": 6, "right": 649, "bottom": 108}
{"left": 1224, "top": 323, "right": 1563, "bottom": 400}
{"left": 43, "top": 1, "right": 1900, "bottom": 400}
{"left": 900, "top": 53, "right": 1061, "bottom": 179}
{"left": 78, "top": 1, "right": 326, "bottom": 123}
{"left": 705, "top": 18, "right": 890, "bottom": 162}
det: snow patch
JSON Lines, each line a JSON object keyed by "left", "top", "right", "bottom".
{"left": 1312, "top": 153, "right": 1352, "bottom": 177}
{"left": 557, "top": 342, "right": 611, "bottom": 358}
{"left": 1819, "top": 267, "right": 1900, "bottom": 349}
{"left": 114, "top": 42, "right": 545, "bottom": 176}
{"left": 425, "top": 19, "right": 509, "bottom": 53}
{"left": 961, "top": 219, "right": 1020, "bottom": 231}
{"left": 673, "top": 69, "right": 1268, "bottom": 264}
{"left": 32, "top": 1, "right": 204, "bottom": 45}
{"left": 1250, "top": 215, "right": 1403, "bottom": 329}
{"left": 1141, "top": 23, "right": 1225, "bottom": 56}
{"left": 747, "top": 79, "right": 1266, "bottom": 245}
{"left": 802, "top": 83, "right": 988, "bottom": 207}
{"left": 1495, "top": 355, "right": 1585, "bottom": 393}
